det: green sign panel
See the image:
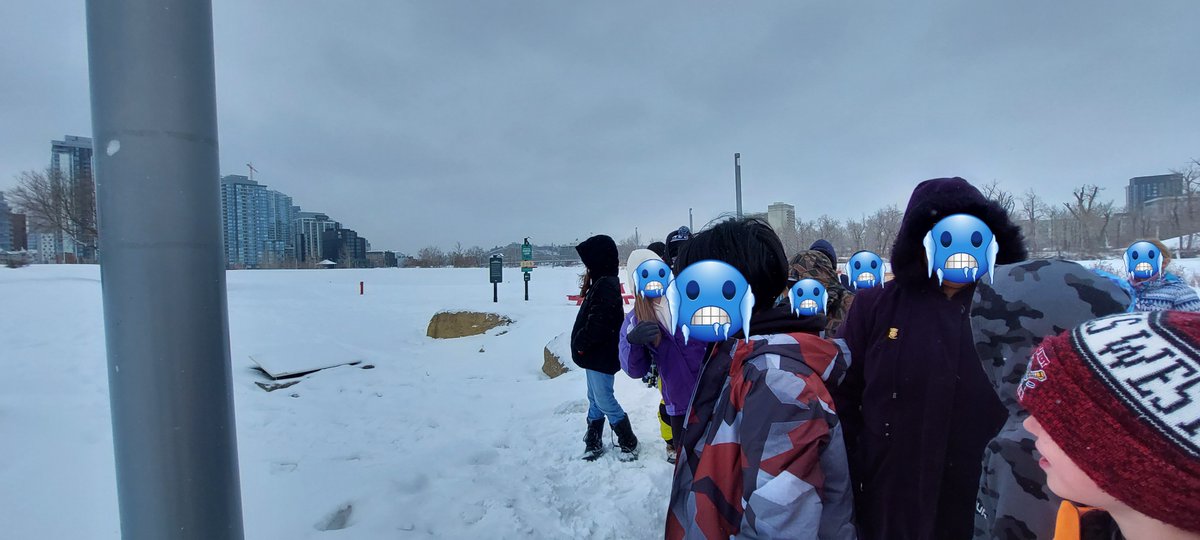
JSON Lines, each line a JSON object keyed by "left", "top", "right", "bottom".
{"left": 521, "top": 239, "right": 533, "bottom": 273}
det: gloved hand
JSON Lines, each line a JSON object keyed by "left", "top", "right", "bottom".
{"left": 626, "top": 321, "right": 660, "bottom": 346}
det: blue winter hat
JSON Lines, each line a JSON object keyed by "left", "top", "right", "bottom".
{"left": 809, "top": 239, "right": 837, "bottom": 266}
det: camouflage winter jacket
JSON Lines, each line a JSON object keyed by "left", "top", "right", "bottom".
{"left": 666, "top": 307, "right": 856, "bottom": 539}
{"left": 970, "top": 260, "right": 1130, "bottom": 540}
{"left": 789, "top": 250, "right": 854, "bottom": 336}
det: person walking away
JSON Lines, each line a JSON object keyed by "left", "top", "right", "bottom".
{"left": 1019, "top": 311, "right": 1200, "bottom": 540}
{"left": 571, "top": 234, "right": 638, "bottom": 461}
{"left": 834, "top": 177, "right": 1027, "bottom": 540}
{"left": 666, "top": 218, "right": 856, "bottom": 540}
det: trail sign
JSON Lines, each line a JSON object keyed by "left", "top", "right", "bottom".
{"left": 521, "top": 238, "right": 533, "bottom": 301}
{"left": 490, "top": 255, "right": 503, "bottom": 303}
{"left": 521, "top": 239, "right": 533, "bottom": 273}
{"left": 489, "top": 255, "right": 503, "bottom": 283}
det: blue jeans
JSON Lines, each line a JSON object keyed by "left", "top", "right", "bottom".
{"left": 585, "top": 369, "right": 627, "bottom": 425}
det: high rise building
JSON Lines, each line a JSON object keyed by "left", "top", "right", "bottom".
{"left": 265, "top": 190, "right": 296, "bottom": 266}
{"left": 320, "top": 227, "right": 369, "bottom": 267}
{"left": 220, "top": 175, "right": 269, "bottom": 268}
{"left": 1127, "top": 174, "right": 1183, "bottom": 211}
{"left": 50, "top": 135, "right": 97, "bottom": 262}
{"left": 295, "top": 212, "right": 340, "bottom": 263}
{"left": 0, "top": 192, "right": 12, "bottom": 251}
{"left": 767, "top": 202, "right": 796, "bottom": 234}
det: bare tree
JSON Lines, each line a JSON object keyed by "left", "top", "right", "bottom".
{"left": 981, "top": 179, "right": 1016, "bottom": 216}
{"left": 814, "top": 215, "right": 846, "bottom": 256}
{"left": 413, "top": 246, "right": 446, "bottom": 268}
{"left": 866, "top": 205, "right": 903, "bottom": 254}
{"left": 8, "top": 167, "right": 98, "bottom": 262}
{"left": 795, "top": 218, "right": 818, "bottom": 251}
{"left": 844, "top": 217, "right": 867, "bottom": 252}
{"left": 616, "top": 233, "right": 639, "bottom": 265}
{"left": 1169, "top": 161, "right": 1200, "bottom": 252}
{"left": 1063, "top": 184, "right": 1114, "bottom": 254}
{"left": 1019, "top": 189, "right": 1045, "bottom": 253}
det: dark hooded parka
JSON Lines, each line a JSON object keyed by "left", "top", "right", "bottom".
{"left": 571, "top": 235, "right": 625, "bottom": 374}
{"left": 834, "top": 178, "right": 1027, "bottom": 540}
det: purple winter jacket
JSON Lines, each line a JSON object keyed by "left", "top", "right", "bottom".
{"left": 618, "top": 310, "right": 708, "bottom": 416}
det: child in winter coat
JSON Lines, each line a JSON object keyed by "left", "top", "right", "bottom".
{"left": 1018, "top": 311, "right": 1200, "bottom": 540}
{"left": 571, "top": 235, "right": 638, "bottom": 461}
{"left": 1129, "top": 239, "right": 1200, "bottom": 313}
{"left": 618, "top": 249, "right": 707, "bottom": 463}
{"left": 666, "top": 218, "right": 856, "bottom": 540}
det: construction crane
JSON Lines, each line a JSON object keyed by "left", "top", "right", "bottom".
{"left": 246, "top": 162, "right": 257, "bottom": 181}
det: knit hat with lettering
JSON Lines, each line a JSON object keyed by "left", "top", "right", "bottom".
{"left": 1018, "top": 311, "right": 1200, "bottom": 531}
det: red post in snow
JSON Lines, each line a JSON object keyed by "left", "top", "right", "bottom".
{"left": 359, "top": 281, "right": 364, "bottom": 295}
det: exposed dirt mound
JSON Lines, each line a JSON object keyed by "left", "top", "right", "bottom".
{"left": 426, "top": 311, "right": 513, "bottom": 339}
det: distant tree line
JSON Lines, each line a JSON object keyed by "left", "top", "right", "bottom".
{"left": 772, "top": 161, "right": 1200, "bottom": 262}
{"left": 404, "top": 158, "right": 1200, "bottom": 268}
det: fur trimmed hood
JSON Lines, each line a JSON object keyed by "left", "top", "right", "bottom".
{"left": 891, "top": 178, "right": 1027, "bottom": 287}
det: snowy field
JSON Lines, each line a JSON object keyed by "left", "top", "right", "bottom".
{"left": 4, "top": 257, "right": 1200, "bottom": 539}
{"left": 0, "top": 265, "right": 673, "bottom": 539}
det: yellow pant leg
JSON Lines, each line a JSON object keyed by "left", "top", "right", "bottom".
{"left": 657, "top": 378, "right": 672, "bottom": 443}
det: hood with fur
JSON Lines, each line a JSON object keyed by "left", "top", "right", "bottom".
{"left": 891, "top": 177, "right": 1027, "bottom": 287}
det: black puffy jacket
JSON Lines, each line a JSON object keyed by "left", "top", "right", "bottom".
{"left": 570, "top": 235, "right": 624, "bottom": 374}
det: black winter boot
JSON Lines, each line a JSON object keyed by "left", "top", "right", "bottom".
{"left": 582, "top": 418, "right": 605, "bottom": 461}
{"left": 612, "top": 417, "right": 639, "bottom": 462}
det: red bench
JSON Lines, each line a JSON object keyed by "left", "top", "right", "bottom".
{"left": 567, "top": 283, "right": 637, "bottom": 305}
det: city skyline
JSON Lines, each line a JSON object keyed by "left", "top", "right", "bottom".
{"left": 3, "top": 2, "right": 1200, "bottom": 254}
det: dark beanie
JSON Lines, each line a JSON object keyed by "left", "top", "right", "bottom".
{"left": 809, "top": 239, "right": 837, "bottom": 267}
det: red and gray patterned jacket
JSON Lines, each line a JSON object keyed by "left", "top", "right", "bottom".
{"left": 666, "top": 306, "right": 857, "bottom": 539}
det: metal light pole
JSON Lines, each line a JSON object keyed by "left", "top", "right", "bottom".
{"left": 734, "top": 153, "right": 743, "bottom": 219}
{"left": 86, "top": 1, "right": 245, "bottom": 538}
{"left": 689, "top": 208, "right": 694, "bottom": 231}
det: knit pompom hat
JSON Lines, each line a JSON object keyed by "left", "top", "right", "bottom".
{"left": 1018, "top": 311, "right": 1200, "bottom": 531}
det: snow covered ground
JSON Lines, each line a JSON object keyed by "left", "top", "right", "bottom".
{"left": 5, "top": 256, "right": 1200, "bottom": 539}
{"left": 0, "top": 265, "right": 673, "bottom": 539}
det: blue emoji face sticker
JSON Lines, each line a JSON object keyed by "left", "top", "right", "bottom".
{"left": 923, "top": 214, "right": 998, "bottom": 285}
{"left": 847, "top": 251, "right": 884, "bottom": 290}
{"left": 788, "top": 278, "right": 827, "bottom": 317}
{"left": 667, "top": 260, "right": 755, "bottom": 344}
{"left": 1125, "top": 241, "right": 1161, "bottom": 280}
{"left": 635, "top": 259, "right": 673, "bottom": 299}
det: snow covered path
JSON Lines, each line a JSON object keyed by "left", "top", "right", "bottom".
{"left": 0, "top": 266, "right": 674, "bottom": 539}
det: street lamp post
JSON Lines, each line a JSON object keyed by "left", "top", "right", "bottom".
{"left": 735, "top": 153, "right": 742, "bottom": 219}
{"left": 86, "top": 1, "right": 245, "bottom": 538}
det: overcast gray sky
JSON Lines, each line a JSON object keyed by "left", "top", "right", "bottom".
{"left": 3, "top": 1, "right": 1199, "bottom": 254}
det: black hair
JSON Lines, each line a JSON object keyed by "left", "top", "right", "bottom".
{"left": 672, "top": 218, "right": 787, "bottom": 313}
{"left": 647, "top": 241, "right": 667, "bottom": 259}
